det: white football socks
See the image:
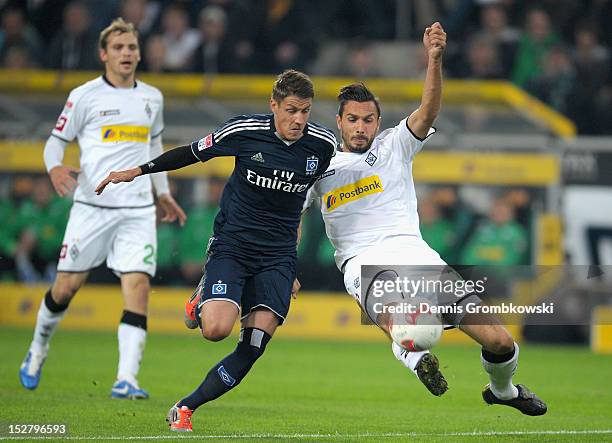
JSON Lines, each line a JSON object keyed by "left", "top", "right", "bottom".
{"left": 117, "top": 323, "right": 146, "bottom": 386}
{"left": 30, "top": 297, "right": 67, "bottom": 355}
{"left": 481, "top": 343, "right": 520, "bottom": 400}
{"left": 391, "top": 341, "right": 429, "bottom": 375}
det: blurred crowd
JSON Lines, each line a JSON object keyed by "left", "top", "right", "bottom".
{"left": 0, "top": 174, "right": 532, "bottom": 291}
{"left": 0, "top": 0, "right": 609, "bottom": 134}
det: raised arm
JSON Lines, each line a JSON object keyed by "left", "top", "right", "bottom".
{"left": 407, "top": 22, "right": 446, "bottom": 140}
{"left": 95, "top": 144, "right": 197, "bottom": 195}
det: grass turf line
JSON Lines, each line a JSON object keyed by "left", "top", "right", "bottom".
{"left": 1, "top": 328, "right": 611, "bottom": 442}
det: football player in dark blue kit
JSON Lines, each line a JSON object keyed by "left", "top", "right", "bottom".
{"left": 96, "top": 70, "right": 336, "bottom": 432}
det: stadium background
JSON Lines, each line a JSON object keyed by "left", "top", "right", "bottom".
{"left": 0, "top": 0, "right": 611, "bottom": 440}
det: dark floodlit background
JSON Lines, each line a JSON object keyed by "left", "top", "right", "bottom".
{"left": 0, "top": 0, "right": 611, "bottom": 350}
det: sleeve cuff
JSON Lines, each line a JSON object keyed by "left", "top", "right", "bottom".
{"left": 402, "top": 117, "right": 436, "bottom": 142}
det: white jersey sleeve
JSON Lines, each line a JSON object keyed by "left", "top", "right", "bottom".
{"left": 302, "top": 185, "right": 319, "bottom": 213}
{"left": 379, "top": 116, "right": 436, "bottom": 162}
{"left": 151, "top": 94, "right": 164, "bottom": 139}
{"left": 148, "top": 93, "right": 169, "bottom": 196}
{"left": 51, "top": 87, "right": 91, "bottom": 143}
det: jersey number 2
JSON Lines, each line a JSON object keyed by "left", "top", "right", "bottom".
{"left": 143, "top": 244, "right": 155, "bottom": 265}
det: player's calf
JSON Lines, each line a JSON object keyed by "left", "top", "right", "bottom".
{"left": 173, "top": 327, "right": 271, "bottom": 427}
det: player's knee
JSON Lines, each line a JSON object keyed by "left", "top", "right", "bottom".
{"left": 52, "top": 281, "right": 80, "bottom": 304}
{"left": 123, "top": 274, "right": 150, "bottom": 297}
{"left": 487, "top": 329, "right": 515, "bottom": 355}
{"left": 201, "top": 321, "right": 233, "bottom": 341}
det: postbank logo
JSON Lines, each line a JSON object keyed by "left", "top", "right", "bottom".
{"left": 101, "top": 125, "right": 149, "bottom": 142}
{"left": 323, "top": 175, "right": 383, "bottom": 211}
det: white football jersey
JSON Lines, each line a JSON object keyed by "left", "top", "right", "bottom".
{"left": 304, "top": 118, "right": 435, "bottom": 270}
{"left": 51, "top": 76, "right": 164, "bottom": 208}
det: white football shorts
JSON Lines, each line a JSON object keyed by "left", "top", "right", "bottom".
{"left": 343, "top": 235, "right": 446, "bottom": 305}
{"left": 342, "top": 235, "right": 480, "bottom": 327}
{"left": 57, "top": 202, "right": 157, "bottom": 277}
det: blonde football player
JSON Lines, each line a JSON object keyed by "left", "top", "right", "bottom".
{"left": 19, "top": 18, "right": 186, "bottom": 399}
{"left": 304, "top": 22, "right": 547, "bottom": 415}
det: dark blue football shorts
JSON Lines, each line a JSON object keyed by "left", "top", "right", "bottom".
{"left": 194, "top": 242, "right": 296, "bottom": 325}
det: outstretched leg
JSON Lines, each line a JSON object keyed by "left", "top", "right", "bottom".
{"left": 167, "top": 308, "right": 276, "bottom": 432}
{"left": 460, "top": 313, "right": 547, "bottom": 416}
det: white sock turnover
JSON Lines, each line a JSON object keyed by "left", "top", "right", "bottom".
{"left": 481, "top": 343, "right": 520, "bottom": 400}
{"left": 391, "top": 341, "right": 429, "bottom": 375}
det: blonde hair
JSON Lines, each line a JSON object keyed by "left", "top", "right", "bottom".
{"left": 98, "top": 17, "right": 138, "bottom": 50}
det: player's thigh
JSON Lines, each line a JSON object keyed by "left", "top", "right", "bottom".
{"left": 242, "top": 263, "right": 295, "bottom": 327}
{"left": 107, "top": 206, "right": 156, "bottom": 277}
{"left": 343, "top": 237, "right": 448, "bottom": 304}
{"left": 120, "top": 272, "right": 151, "bottom": 315}
{"left": 198, "top": 254, "right": 249, "bottom": 337}
{"left": 57, "top": 204, "right": 116, "bottom": 273}
{"left": 348, "top": 262, "right": 408, "bottom": 332}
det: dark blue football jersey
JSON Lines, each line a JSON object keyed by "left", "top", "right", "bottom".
{"left": 190, "top": 114, "right": 336, "bottom": 256}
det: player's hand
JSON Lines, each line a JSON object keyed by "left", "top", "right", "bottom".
{"left": 291, "top": 278, "right": 301, "bottom": 299}
{"left": 157, "top": 193, "right": 187, "bottom": 226}
{"left": 49, "top": 165, "right": 80, "bottom": 197}
{"left": 95, "top": 167, "right": 141, "bottom": 195}
{"left": 423, "top": 22, "right": 446, "bottom": 60}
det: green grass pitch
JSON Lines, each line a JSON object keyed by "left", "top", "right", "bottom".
{"left": 1, "top": 327, "right": 611, "bottom": 442}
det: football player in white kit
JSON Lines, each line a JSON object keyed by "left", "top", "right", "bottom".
{"left": 304, "top": 22, "right": 546, "bottom": 415}
{"left": 19, "top": 18, "right": 186, "bottom": 399}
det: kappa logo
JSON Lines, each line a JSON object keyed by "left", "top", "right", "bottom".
{"left": 323, "top": 175, "right": 384, "bottom": 211}
{"left": 102, "top": 125, "right": 149, "bottom": 142}
{"left": 317, "top": 169, "right": 335, "bottom": 181}
{"left": 306, "top": 156, "right": 319, "bottom": 175}
{"left": 197, "top": 133, "right": 214, "bottom": 151}
{"left": 99, "top": 109, "right": 120, "bottom": 117}
{"left": 217, "top": 365, "right": 236, "bottom": 386}
{"left": 212, "top": 281, "right": 227, "bottom": 295}
{"left": 365, "top": 152, "right": 377, "bottom": 166}
{"left": 251, "top": 152, "right": 265, "bottom": 163}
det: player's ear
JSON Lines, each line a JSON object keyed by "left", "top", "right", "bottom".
{"left": 99, "top": 47, "right": 107, "bottom": 63}
{"left": 336, "top": 114, "right": 342, "bottom": 130}
{"left": 269, "top": 98, "right": 276, "bottom": 113}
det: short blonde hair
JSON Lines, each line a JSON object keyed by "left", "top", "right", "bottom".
{"left": 99, "top": 17, "right": 138, "bottom": 50}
